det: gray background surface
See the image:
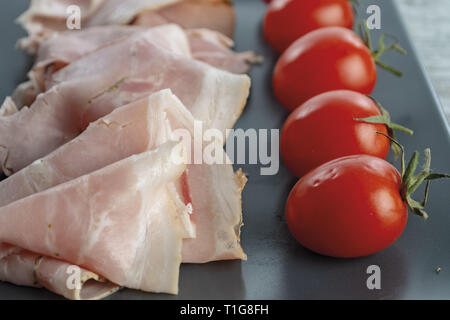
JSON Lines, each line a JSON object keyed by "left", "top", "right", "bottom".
{"left": 397, "top": 0, "right": 450, "bottom": 123}
{"left": 0, "top": 0, "right": 449, "bottom": 299}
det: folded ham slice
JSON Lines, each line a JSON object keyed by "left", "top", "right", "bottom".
{"left": 0, "top": 142, "right": 186, "bottom": 295}
{"left": 4, "top": 0, "right": 250, "bottom": 300}
{"left": 18, "top": 0, "right": 235, "bottom": 53}
{"left": 16, "top": 24, "right": 258, "bottom": 108}
{"left": 0, "top": 89, "right": 246, "bottom": 260}
{"left": 186, "top": 28, "right": 262, "bottom": 74}
{"left": 28, "top": 26, "right": 145, "bottom": 96}
{"left": 0, "top": 26, "right": 250, "bottom": 175}
{"left": 32, "top": 24, "right": 191, "bottom": 93}
{"left": 0, "top": 98, "right": 18, "bottom": 117}
{"left": 0, "top": 249, "right": 120, "bottom": 300}
{"left": 0, "top": 90, "right": 196, "bottom": 238}
{"left": 115, "top": 0, "right": 235, "bottom": 37}
{"left": 0, "top": 89, "right": 246, "bottom": 299}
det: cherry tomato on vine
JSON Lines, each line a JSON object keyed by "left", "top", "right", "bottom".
{"left": 286, "top": 155, "right": 407, "bottom": 258}
{"left": 280, "top": 90, "right": 413, "bottom": 178}
{"left": 285, "top": 149, "right": 448, "bottom": 258}
{"left": 273, "top": 27, "right": 377, "bottom": 112}
{"left": 264, "top": 0, "right": 354, "bottom": 53}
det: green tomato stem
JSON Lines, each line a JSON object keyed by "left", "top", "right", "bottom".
{"left": 358, "top": 21, "right": 407, "bottom": 77}
{"left": 374, "top": 134, "right": 450, "bottom": 220}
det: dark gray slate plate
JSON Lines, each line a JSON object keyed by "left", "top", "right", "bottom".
{"left": 0, "top": 0, "right": 449, "bottom": 300}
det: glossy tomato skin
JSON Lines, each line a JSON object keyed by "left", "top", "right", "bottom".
{"left": 286, "top": 155, "right": 408, "bottom": 258}
{"left": 264, "top": 0, "right": 354, "bottom": 53}
{"left": 273, "top": 27, "right": 377, "bottom": 112}
{"left": 281, "top": 90, "right": 390, "bottom": 178}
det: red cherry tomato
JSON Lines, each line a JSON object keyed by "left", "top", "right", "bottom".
{"left": 285, "top": 155, "right": 408, "bottom": 258}
{"left": 281, "top": 90, "right": 389, "bottom": 178}
{"left": 264, "top": 0, "right": 354, "bottom": 53}
{"left": 273, "top": 27, "right": 377, "bottom": 112}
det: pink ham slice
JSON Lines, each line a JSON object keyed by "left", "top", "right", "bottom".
{"left": 27, "top": 24, "right": 191, "bottom": 98}
{"left": 186, "top": 28, "right": 262, "bottom": 74}
{"left": 18, "top": 0, "right": 235, "bottom": 53}
{"left": 28, "top": 26, "right": 145, "bottom": 96}
{"left": 0, "top": 98, "right": 18, "bottom": 117}
{"left": 46, "top": 25, "right": 251, "bottom": 132}
{"left": 15, "top": 25, "right": 258, "bottom": 108}
{"left": 0, "top": 142, "right": 186, "bottom": 295}
{"left": 0, "top": 90, "right": 196, "bottom": 238}
{"left": 0, "top": 249, "right": 119, "bottom": 300}
{"left": 10, "top": 82, "right": 39, "bottom": 110}
{"left": 0, "top": 89, "right": 246, "bottom": 261}
{"left": 0, "top": 25, "right": 250, "bottom": 175}
{"left": 182, "top": 163, "right": 247, "bottom": 262}
{"left": 0, "top": 89, "right": 246, "bottom": 299}
{"left": 110, "top": 0, "right": 235, "bottom": 37}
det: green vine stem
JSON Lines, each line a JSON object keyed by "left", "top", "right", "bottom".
{"left": 355, "top": 98, "right": 413, "bottom": 159}
{"left": 376, "top": 132, "right": 450, "bottom": 219}
{"left": 358, "top": 21, "right": 407, "bottom": 77}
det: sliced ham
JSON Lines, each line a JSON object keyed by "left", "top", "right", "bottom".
{"left": 182, "top": 166, "right": 247, "bottom": 262}
{"left": 0, "top": 89, "right": 246, "bottom": 263}
{"left": 0, "top": 142, "right": 186, "bottom": 295}
{"left": 116, "top": 0, "right": 235, "bottom": 37}
{"left": 18, "top": 0, "right": 235, "bottom": 53}
{"left": 187, "top": 28, "right": 262, "bottom": 74}
{"left": 11, "top": 81, "right": 39, "bottom": 110}
{"left": 0, "top": 91, "right": 188, "bottom": 299}
{"left": 0, "top": 26, "right": 250, "bottom": 175}
{"left": 28, "top": 26, "right": 145, "bottom": 95}
{"left": 0, "top": 98, "right": 18, "bottom": 117}
{"left": 0, "top": 249, "right": 120, "bottom": 300}
{"left": 19, "top": 24, "right": 191, "bottom": 107}
{"left": 46, "top": 25, "right": 251, "bottom": 132}
{"left": 4, "top": 0, "right": 250, "bottom": 300}
{"left": 17, "top": 25, "right": 257, "bottom": 107}
{"left": 0, "top": 89, "right": 246, "bottom": 298}
{"left": 0, "top": 90, "right": 195, "bottom": 238}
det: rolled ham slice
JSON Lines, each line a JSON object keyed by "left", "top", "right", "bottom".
{"left": 0, "top": 142, "right": 186, "bottom": 295}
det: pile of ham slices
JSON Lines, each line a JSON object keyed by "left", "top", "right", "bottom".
{"left": 0, "top": 0, "right": 257, "bottom": 300}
